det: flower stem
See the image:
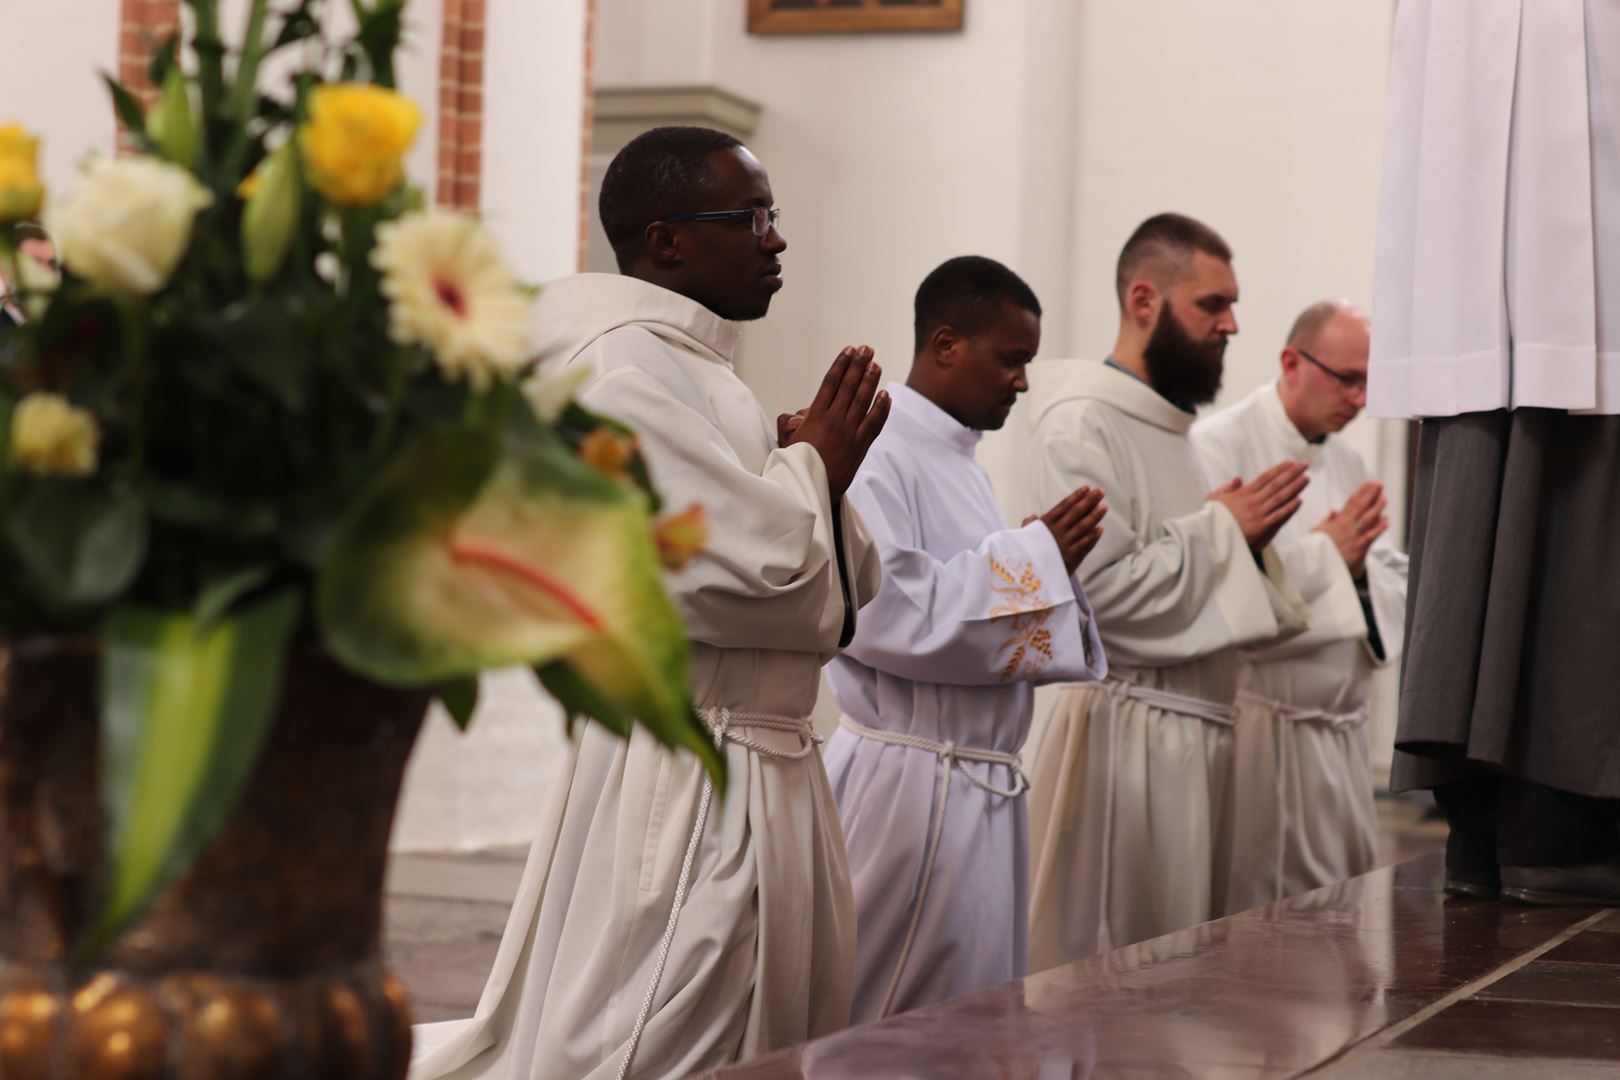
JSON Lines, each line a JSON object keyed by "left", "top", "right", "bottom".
{"left": 117, "top": 296, "right": 148, "bottom": 471}
{"left": 187, "top": 0, "right": 226, "bottom": 127}
{"left": 221, "top": 0, "right": 272, "bottom": 180}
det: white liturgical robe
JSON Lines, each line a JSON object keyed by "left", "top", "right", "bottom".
{"left": 1023, "top": 360, "right": 1307, "bottom": 969}
{"left": 410, "top": 274, "right": 880, "bottom": 1080}
{"left": 1195, "top": 384, "right": 1409, "bottom": 910}
{"left": 1371, "top": 0, "right": 1620, "bottom": 416}
{"left": 822, "top": 383, "right": 1107, "bottom": 1022}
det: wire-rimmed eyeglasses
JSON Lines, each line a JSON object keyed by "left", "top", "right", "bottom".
{"left": 1297, "top": 348, "right": 1367, "bottom": 393}
{"left": 661, "top": 206, "right": 782, "bottom": 238}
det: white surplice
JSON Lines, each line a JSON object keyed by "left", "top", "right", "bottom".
{"left": 1194, "top": 384, "right": 1409, "bottom": 910}
{"left": 1022, "top": 360, "right": 1307, "bottom": 969}
{"left": 409, "top": 274, "right": 880, "bottom": 1080}
{"left": 1370, "top": 0, "right": 1620, "bottom": 417}
{"left": 820, "top": 384, "right": 1107, "bottom": 1022}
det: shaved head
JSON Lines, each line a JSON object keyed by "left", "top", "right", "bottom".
{"left": 1286, "top": 298, "right": 1365, "bottom": 353}
{"left": 1277, "top": 297, "right": 1371, "bottom": 440}
{"left": 1115, "top": 212, "right": 1232, "bottom": 309}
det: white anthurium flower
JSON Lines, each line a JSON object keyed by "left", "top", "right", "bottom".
{"left": 46, "top": 157, "right": 212, "bottom": 296}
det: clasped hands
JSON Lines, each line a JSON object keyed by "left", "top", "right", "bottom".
{"left": 777, "top": 346, "right": 891, "bottom": 499}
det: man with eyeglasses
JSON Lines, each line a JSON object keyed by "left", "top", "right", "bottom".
{"left": 412, "top": 125, "right": 889, "bottom": 1080}
{"left": 1193, "top": 299, "right": 1410, "bottom": 912}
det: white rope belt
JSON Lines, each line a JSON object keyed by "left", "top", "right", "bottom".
{"left": 1088, "top": 677, "right": 1238, "bottom": 952}
{"left": 838, "top": 715, "right": 1027, "bottom": 1019}
{"left": 1237, "top": 690, "right": 1368, "bottom": 732}
{"left": 617, "top": 707, "right": 820, "bottom": 1080}
{"left": 1235, "top": 690, "right": 1368, "bottom": 903}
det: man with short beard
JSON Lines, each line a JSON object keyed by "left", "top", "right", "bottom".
{"left": 1023, "top": 213, "right": 1311, "bottom": 966}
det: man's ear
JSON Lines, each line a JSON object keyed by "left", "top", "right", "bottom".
{"left": 1279, "top": 347, "right": 1303, "bottom": 382}
{"left": 644, "top": 221, "right": 683, "bottom": 267}
{"left": 931, "top": 325, "right": 960, "bottom": 369}
{"left": 1125, "top": 280, "right": 1160, "bottom": 330}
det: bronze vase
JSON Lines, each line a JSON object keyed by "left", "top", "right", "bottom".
{"left": 0, "top": 641, "right": 431, "bottom": 1079}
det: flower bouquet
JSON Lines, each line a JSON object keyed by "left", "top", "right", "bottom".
{"left": 0, "top": 0, "right": 715, "bottom": 972}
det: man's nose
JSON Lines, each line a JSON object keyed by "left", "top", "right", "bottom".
{"left": 761, "top": 225, "right": 787, "bottom": 254}
{"left": 1219, "top": 312, "right": 1239, "bottom": 337}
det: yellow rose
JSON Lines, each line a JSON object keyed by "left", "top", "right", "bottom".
{"left": 299, "top": 85, "right": 420, "bottom": 206}
{"left": 9, "top": 393, "right": 100, "bottom": 477}
{"left": 0, "top": 124, "right": 44, "bottom": 222}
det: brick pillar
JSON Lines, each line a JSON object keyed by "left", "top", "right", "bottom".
{"left": 117, "top": 0, "right": 182, "bottom": 149}
{"left": 578, "top": 0, "right": 599, "bottom": 270}
{"left": 437, "top": 0, "right": 487, "bottom": 210}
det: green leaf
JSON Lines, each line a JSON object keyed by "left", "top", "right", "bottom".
{"left": 535, "top": 660, "right": 632, "bottom": 739}
{"left": 103, "top": 74, "right": 149, "bottom": 136}
{"left": 147, "top": 33, "right": 180, "bottom": 89}
{"left": 7, "top": 482, "right": 148, "bottom": 609}
{"left": 347, "top": 0, "right": 405, "bottom": 87}
{"left": 192, "top": 565, "right": 272, "bottom": 628}
{"left": 271, "top": 0, "right": 324, "bottom": 51}
{"left": 80, "top": 591, "right": 301, "bottom": 959}
{"left": 438, "top": 677, "right": 479, "bottom": 730}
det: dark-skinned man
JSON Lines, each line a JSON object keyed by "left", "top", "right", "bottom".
{"left": 413, "top": 126, "right": 889, "bottom": 1080}
{"left": 1195, "top": 299, "right": 1409, "bottom": 911}
{"left": 1023, "top": 213, "right": 1311, "bottom": 967}
{"left": 817, "top": 256, "right": 1108, "bottom": 1022}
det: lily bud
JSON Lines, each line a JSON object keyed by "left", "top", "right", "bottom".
{"left": 240, "top": 142, "right": 301, "bottom": 284}
{"left": 147, "top": 65, "right": 199, "bottom": 170}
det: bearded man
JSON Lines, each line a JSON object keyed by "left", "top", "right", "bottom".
{"left": 1023, "top": 213, "right": 1310, "bottom": 966}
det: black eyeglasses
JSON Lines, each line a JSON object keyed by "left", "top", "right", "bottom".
{"left": 1297, "top": 348, "right": 1366, "bottom": 393}
{"left": 661, "top": 206, "right": 781, "bottom": 238}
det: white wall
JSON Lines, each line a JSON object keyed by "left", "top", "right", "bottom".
{"left": 595, "top": 0, "right": 1406, "bottom": 766}
{"left": 1, "top": 0, "right": 122, "bottom": 198}
{"left": 1065, "top": 1, "right": 1400, "bottom": 502}
{"left": 594, "top": 0, "right": 1402, "bottom": 514}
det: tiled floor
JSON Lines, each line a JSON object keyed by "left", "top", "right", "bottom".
{"left": 701, "top": 858, "right": 1620, "bottom": 1079}
{"left": 382, "top": 794, "right": 1447, "bottom": 1028}
{"left": 385, "top": 845, "right": 525, "bottom": 1022}
{"left": 397, "top": 797, "right": 1570, "bottom": 1076}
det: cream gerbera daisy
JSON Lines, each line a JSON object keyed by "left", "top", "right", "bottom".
{"left": 371, "top": 209, "right": 532, "bottom": 390}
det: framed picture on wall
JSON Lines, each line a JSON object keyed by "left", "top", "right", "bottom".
{"left": 747, "top": 0, "right": 965, "bottom": 35}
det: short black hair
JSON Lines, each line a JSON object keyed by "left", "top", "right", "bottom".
{"left": 598, "top": 126, "right": 744, "bottom": 271}
{"left": 913, "top": 255, "right": 1041, "bottom": 355}
{"left": 1114, "top": 212, "right": 1232, "bottom": 307}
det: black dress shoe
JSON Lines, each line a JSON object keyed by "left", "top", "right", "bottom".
{"left": 1501, "top": 859, "right": 1620, "bottom": 906}
{"left": 1443, "top": 872, "right": 1501, "bottom": 901}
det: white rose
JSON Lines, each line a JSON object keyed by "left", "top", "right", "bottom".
{"left": 46, "top": 157, "right": 212, "bottom": 296}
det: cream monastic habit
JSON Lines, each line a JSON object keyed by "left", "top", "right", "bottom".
{"left": 1023, "top": 360, "right": 1306, "bottom": 968}
{"left": 409, "top": 274, "right": 880, "bottom": 1080}
{"left": 1195, "top": 383, "right": 1408, "bottom": 909}
{"left": 822, "top": 383, "right": 1107, "bottom": 1022}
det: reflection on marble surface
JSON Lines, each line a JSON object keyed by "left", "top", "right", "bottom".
{"left": 702, "top": 855, "right": 1602, "bottom": 1079}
